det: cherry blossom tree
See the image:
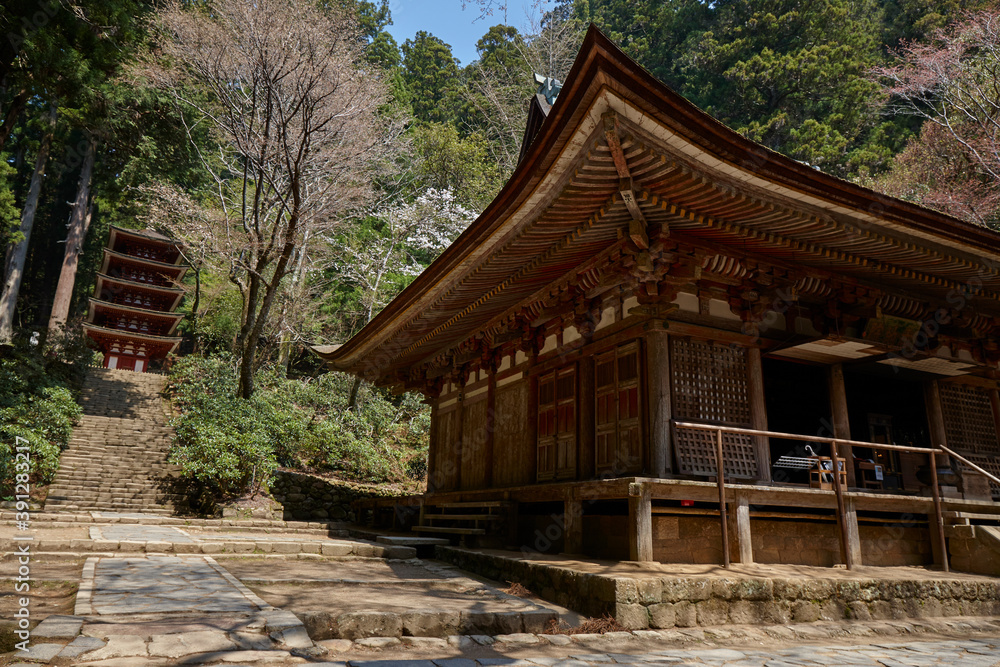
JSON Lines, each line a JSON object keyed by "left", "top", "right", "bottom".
{"left": 874, "top": 9, "right": 1000, "bottom": 228}
{"left": 141, "top": 0, "right": 397, "bottom": 397}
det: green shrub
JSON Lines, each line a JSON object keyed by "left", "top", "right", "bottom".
{"left": 165, "top": 354, "right": 429, "bottom": 496}
{"left": 0, "top": 333, "right": 87, "bottom": 494}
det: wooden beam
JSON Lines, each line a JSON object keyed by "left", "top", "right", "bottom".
{"left": 603, "top": 112, "right": 630, "bottom": 178}
{"left": 628, "top": 482, "right": 653, "bottom": 561}
{"left": 605, "top": 113, "right": 651, "bottom": 248}
{"left": 735, "top": 491, "right": 753, "bottom": 564}
{"left": 829, "top": 364, "right": 856, "bottom": 487}
{"left": 647, "top": 329, "right": 673, "bottom": 477}
{"left": 747, "top": 347, "right": 771, "bottom": 482}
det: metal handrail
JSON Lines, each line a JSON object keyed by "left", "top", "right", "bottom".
{"left": 670, "top": 419, "right": 950, "bottom": 573}
{"left": 672, "top": 420, "right": 942, "bottom": 455}
{"left": 940, "top": 446, "right": 1000, "bottom": 486}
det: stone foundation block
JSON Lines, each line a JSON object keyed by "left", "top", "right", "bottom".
{"left": 648, "top": 602, "right": 675, "bottom": 629}
{"left": 400, "top": 611, "right": 460, "bottom": 637}
{"left": 673, "top": 601, "right": 697, "bottom": 627}
{"left": 695, "top": 599, "right": 728, "bottom": 626}
{"left": 521, "top": 610, "right": 557, "bottom": 634}
{"left": 615, "top": 603, "right": 649, "bottom": 630}
{"left": 337, "top": 611, "right": 402, "bottom": 639}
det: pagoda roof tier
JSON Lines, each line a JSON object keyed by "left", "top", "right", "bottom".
{"left": 318, "top": 27, "right": 1000, "bottom": 385}
{"left": 94, "top": 274, "right": 185, "bottom": 312}
{"left": 100, "top": 248, "right": 188, "bottom": 283}
{"left": 86, "top": 299, "right": 185, "bottom": 336}
{"left": 108, "top": 226, "right": 183, "bottom": 265}
{"left": 82, "top": 323, "right": 182, "bottom": 356}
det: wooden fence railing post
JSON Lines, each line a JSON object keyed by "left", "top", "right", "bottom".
{"left": 929, "top": 452, "right": 949, "bottom": 572}
{"left": 716, "top": 428, "right": 731, "bottom": 569}
{"left": 830, "top": 439, "right": 853, "bottom": 570}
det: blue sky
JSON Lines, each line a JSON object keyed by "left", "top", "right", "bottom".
{"left": 385, "top": 0, "right": 554, "bottom": 66}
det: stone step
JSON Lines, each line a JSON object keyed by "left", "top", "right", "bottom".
{"left": 46, "top": 366, "right": 184, "bottom": 515}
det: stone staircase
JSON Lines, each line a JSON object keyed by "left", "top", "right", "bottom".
{"left": 45, "top": 367, "right": 182, "bottom": 514}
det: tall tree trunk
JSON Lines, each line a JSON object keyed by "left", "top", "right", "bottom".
{"left": 238, "top": 217, "right": 299, "bottom": 399}
{"left": 0, "top": 105, "right": 57, "bottom": 345}
{"left": 0, "top": 89, "right": 26, "bottom": 156}
{"left": 277, "top": 234, "right": 310, "bottom": 374}
{"left": 47, "top": 138, "right": 96, "bottom": 338}
{"left": 347, "top": 376, "right": 363, "bottom": 409}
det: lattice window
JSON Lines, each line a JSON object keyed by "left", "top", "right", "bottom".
{"left": 671, "top": 338, "right": 750, "bottom": 425}
{"left": 595, "top": 341, "right": 642, "bottom": 475}
{"left": 538, "top": 365, "right": 576, "bottom": 481}
{"left": 673, "top": 425, "right": 759, "bottom": 479}
{"left": 670, "top": 338, "right": 757, "bottom": 478}
{"left": 939, "top": 383, "right": 999, "bottom": 456}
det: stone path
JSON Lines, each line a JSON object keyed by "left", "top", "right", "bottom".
{"left": 329, "top": 640, "right": 1000, "bottom": 666}
{"left": 329, "top": 641, "right": 1000, "bottom": 667}
{"left": 12, "top": 634, "right": 1000, "bottom": 665}
{"left": 83, "top": 557, "right": 261, "bottom": 615}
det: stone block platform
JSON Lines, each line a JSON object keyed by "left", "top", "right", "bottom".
{"left": 435, "top": 546, "right": 1000, "bottom": 630}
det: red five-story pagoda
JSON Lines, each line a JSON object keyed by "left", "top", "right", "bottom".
{"left": 82, "top": 227, "right": 187, "bottom": 372}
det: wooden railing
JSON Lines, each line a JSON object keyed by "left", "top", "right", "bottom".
{"left": 940, "top": 445, "right": 1000, "bottom": 486}
{"left": 672, "top": 420, "right": 951, "bottom": 572}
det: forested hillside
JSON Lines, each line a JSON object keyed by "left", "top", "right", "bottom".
{"left": 1, "top": 0, "right": 998, "bottom": 497}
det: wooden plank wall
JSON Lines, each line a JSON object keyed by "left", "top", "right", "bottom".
{"left": 493, "top": 379, "right": 535, "bottom": 486}
{"left": 432, "top": 404, "right": 459, "bottom": 491}
{"left": 461, "top": 396, "right": 489, "bottom": 490}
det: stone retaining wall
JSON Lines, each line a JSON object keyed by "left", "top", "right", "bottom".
{"left": 298, "top": 608, "right": 558, "bottom": 640}
{"left": 271, "top": 470, "right": 403, "bottom": 522}
{"left": 435, "top": 546, "right": 1000, "bottom": 630}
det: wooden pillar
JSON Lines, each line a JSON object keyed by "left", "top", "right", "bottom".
{"left": 426, "top": 401, "right": 440, "bottom": 493}
{"left": 563, "top": 495, "right": 583, "bottom": 554}
{"left": 735, "top": 491, "right": 753, "bottom": 564}
{"left": 845, "top": 498, "right": 863, "bottom": 566}
{"left": 628, "top": 482, "right": 653, "bottom": 561}
{"left": 454, "top": 376, "right": 466, "bottom": 492}
{"left": 647, "top": 329, "right": 672, "bottom": 477}
{"left": 830, "top": 439, "right": 854, "bottom": 569}
{"left": 485, "top": 373, "right": 496, "bottom": 488}
{"left": 578, "top": 356, "right": 596, "bottom": 480}
{"left": 829, "top": 364, "right": 856, "bottom": 487}
{"left": 747, "top": 347, "right": 771, "bottom": 482}
{"left": 527, "top": 362, "right": 539, "bottom": 481}
{"left": 924, "top": 380, "right": 952, "bottom": 569}
{"left": 924, "top": 380, "right": 949, "bottom": 454}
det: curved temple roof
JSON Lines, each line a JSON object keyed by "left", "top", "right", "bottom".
{"left": 319, "top": 26, "right": 1000, "bottom": 385}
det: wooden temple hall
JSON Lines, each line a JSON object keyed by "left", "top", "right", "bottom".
{"left": 319, "top": 28, "right": 1000, "bottom": 571}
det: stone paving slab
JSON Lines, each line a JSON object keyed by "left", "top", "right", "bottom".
{"left": 32, "top": 613, "right": 85, "bottom": 638}
{"left": 94, "top": 524, "right": 196, "bottom": 543}
{"left": 319, "top": 639, "right": 1000, "bottom": 667}
{"left": 88, "top": 556, "right": 262, "bottom": 615}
